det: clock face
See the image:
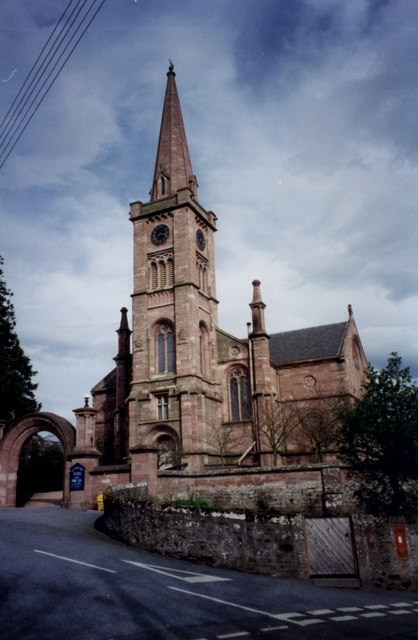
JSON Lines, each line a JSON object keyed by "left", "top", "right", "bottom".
{"left": 196, "top": 229, "right": 206, "bottom": 250}
{"left": 151, "top": 224, "right": 170, "bottom": 246}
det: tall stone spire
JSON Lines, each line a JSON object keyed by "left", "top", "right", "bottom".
{"left": 150, "top": 62, "right": 198, "bottom": 201}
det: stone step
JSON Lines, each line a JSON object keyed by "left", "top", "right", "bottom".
{"left": 311, "top": 576, "right": 361, "bottom": 589}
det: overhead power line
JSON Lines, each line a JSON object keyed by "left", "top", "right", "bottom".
{"left": 0, "top": 0, "right": 106, "bottom": 170}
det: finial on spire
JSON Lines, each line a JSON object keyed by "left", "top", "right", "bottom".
{"left": 348, "top": 304, "right": 353, "bottom": 317}
{"left": 251, "top": 279, "right": 263, "bottom": 304}
{"left": 151, "top": 59, "right": 196, "bottom": 200}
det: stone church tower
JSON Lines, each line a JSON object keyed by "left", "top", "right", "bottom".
{"left": 127, "top": 64, "right": 221, "bottom": 471}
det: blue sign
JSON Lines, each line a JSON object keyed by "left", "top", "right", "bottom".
{"left": 70, "top": 463, "right": 85, "bottom": 491}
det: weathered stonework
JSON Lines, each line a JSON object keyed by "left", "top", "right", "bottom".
{"left": 102, "top": 487, "right": 418, "bottom": 591}
{"left": 103, "top": 491, "right": 307, "bottom": 577}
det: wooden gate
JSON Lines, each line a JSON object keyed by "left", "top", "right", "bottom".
{"left": 305, "top": 517, "right": 358, "bottom": 576}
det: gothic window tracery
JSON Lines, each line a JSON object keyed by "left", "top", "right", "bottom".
{"left": 149, "top": 253, "right": 174, "bottom": 290}
{"left": 196, "top": 256, "right": 208, "bottom": 294}
{"left": 229, "top": 367, "right": 251, "bottom": 421}
{"left": 155, "top": 322, "right": 175, "bottom": 374}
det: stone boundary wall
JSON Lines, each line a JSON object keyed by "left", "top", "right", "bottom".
{"left": 102, "top": 486, "right": 418, "bottom": 591}
{"left": 352, "top": 515, "right": 418, "bottom": 591}
{"left": 102, "top": 490, "right": 308, "bottom": 578}
{"left": 132, "top": 448, "right": 359, "bottom": 515}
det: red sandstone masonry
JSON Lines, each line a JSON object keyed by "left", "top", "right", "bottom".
{"left": 129, "top": 448, "right": 356, "bottom": 514}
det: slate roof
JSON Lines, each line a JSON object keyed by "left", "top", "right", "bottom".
{"left": 91, "top": 368, "right": 116, "bottom": 393}
{"left": 269, "top": 321, "right": 348, "bottom": 366}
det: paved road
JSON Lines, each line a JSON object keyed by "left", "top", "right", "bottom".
{"left": 0, "top": 507, "right": 417, "bottom": 640}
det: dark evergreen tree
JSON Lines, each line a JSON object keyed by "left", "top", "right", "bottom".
{"left": 339, "top": 353, "right": 418, "bottom": 516}
{"left": 0, "top": 256, "right": 41, "bottom": 423}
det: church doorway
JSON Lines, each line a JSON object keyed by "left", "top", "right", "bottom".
{"left": 156, "top": 434, "right": 178, "bottom": 470}
{"left": 0, "top": 413, "right": 75, "bottom": 508}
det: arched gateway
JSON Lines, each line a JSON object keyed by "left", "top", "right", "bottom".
{"left": 0, "top": 413, "right": 75, "bottom": 507}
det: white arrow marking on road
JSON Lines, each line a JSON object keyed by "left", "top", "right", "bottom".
{"left": 122, "top": 560, "right": 231, "bottom": 583}
{"left": 34, "top": 549, "right": 117, "bottom": 573}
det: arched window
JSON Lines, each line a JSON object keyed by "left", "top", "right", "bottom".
{"left": 160, "top": 175, "right": 166, "bottom": 196}
{"left": 156, "top": 322, "right": 175, "bottom": 374}
{"left": 352, "top": 338, "right": 361, "bottom": 369}
{"left": 196, "top": 258, "right": 208, "bottom": 294}
{"left": 149, "top": 254, "right": 174, "bottom": 291}
{"left": 229, "top": 368, "right": 251, "bottom": 421}
{"left": 202, "top": 266, "right": 208, "bottom": 293}
{"left": 199, "top": 322, "right": 210, "bottom": 377}
{"left": 150, "top": 262, "right": 158, "bottom": 289}
{"left": 167, "top": 258, "right": 174, "bottom": 286}
{"left": 159, "top": 260, "right": 166, "bottom": 287}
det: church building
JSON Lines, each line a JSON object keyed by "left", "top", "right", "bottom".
{"left": 87, "top": 64, "right": 367, "bottom": 479}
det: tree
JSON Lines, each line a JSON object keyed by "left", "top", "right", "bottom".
{"left": 338, "top": 353, "right": 418, "bottom": 515}
{"left": 259, "top": 398, "right": 298, "bottom": 465}
{"left": 202, "top": 421, "right": 240, "bottom": 468}
{"left": 0, "top": 256, "right": 41, "bottom": 423}
{"left": 297, "top": 395, "right": 344, "bottom": 462}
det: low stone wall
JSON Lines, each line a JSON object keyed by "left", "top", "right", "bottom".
{"left": 353, "top": 515, "right": 418, "bottom": 591}
{"left": 136, "top": 452, "right": 360, "bottom": 515}
{"left": 103, "top": 487, "right": 308, "bottom": 577}
{"left": 102, "top": 486, "right": 418, "bottom": 591}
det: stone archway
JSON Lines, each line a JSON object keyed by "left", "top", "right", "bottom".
{"left": 147, "top": 425, "right": 181, "bottom": 470}
{"left": 0, "top": 413, "right": 75, "bottom": 508}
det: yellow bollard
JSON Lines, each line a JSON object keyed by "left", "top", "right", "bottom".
{"left": 97, "top": 493, "right": 104, "bottom": 511}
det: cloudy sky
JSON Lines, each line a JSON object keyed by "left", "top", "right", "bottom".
{"left": 1, "top": 0, "right": 417, "bottom": 423}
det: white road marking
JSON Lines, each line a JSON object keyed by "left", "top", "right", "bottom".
{"left": 307, "top": 609, "right": 333, "bottom": 615}
{"left": 169, "top": 587, "right": 321, "bottom": 628}
{"left": 330, "top": 615, "right": 358, "bottom": 622}
{"left": 169, "top": 586, "right": 286, "bottom": 621}
{"left": 389, "top": 610, "right": 413, "bottom": 615}
{"left": 217, "top": 633, "right": 250, "bottom": 638}
{"left": 290, "top": 618, "right": 323, "bottom": 627}
{"left": 260, "top": 626, "right": 289, "bottom": 632}
{"left": 391, "top": 602, "right": 413, "bottom": 607}
{"left": 272, "top": 612, "right": 322, "bottom": 626}
{"left": 360, "top": 612, "right": 387, "bottom": 618}
{"left": 122, "top": 560, "right": 231, "bottom": 583}
{"left": 364, "top": 604, "right": 388, "bottom": 610}
{"left": 337, "top": 607, "right": 363, "bottom": 612}
{"left": 34, "top": 549, "right": 117, "bottom": 573}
